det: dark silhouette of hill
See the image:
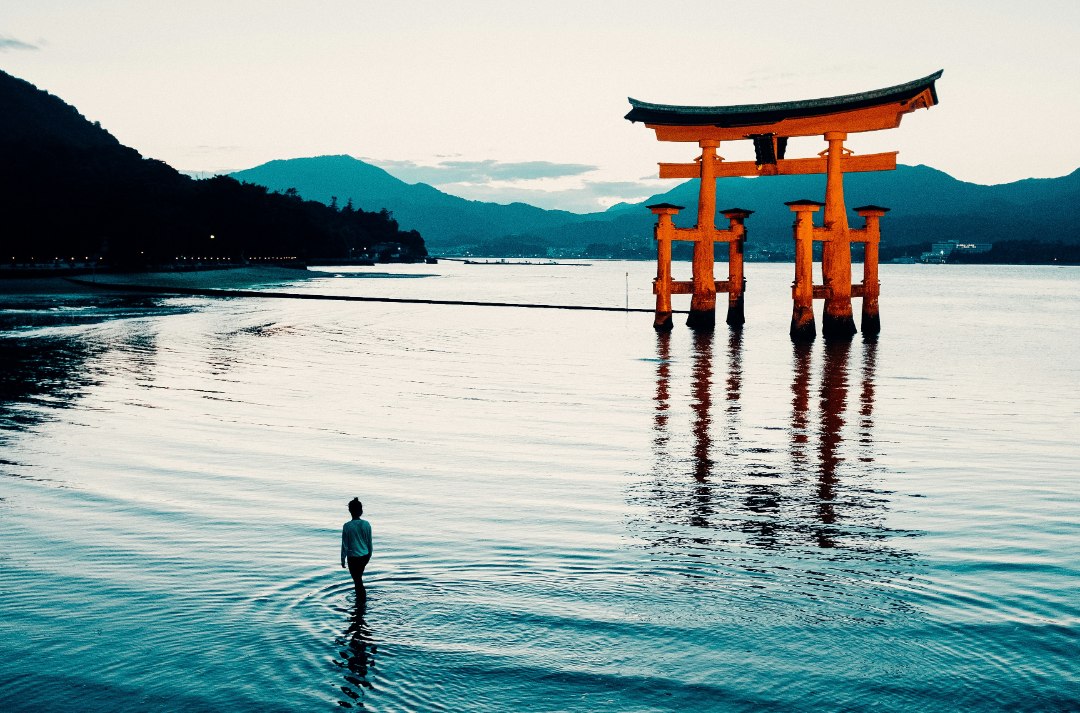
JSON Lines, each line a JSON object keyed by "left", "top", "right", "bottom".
{"left": 230, "top": 154, "right": 1079, "bottom": 260}
{"left": 0, "top": 71, "right": 425, "bottom": 268}
{"left": 231, "top": 156, "right": 591, "bottom": 250}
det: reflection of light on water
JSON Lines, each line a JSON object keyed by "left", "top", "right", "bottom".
{"left": 653, "top": 332, "right": 670, "bottom": 451}
{"left": 0, "top": 335, "right": 104, "bottom": 433}
{"left": 642, "top": 329, "right": 894, "bottom": 556}
{"left": 690, "top": 331, "right": 713, "bottom": 531}
{"left": 816, "top": 340, "right": 850, "bottom": 542}
{"left": 859, "top": 338, "right": 878, "bottom": 462}
{"left": 690, "top": 331, "right": 713, "bottom": 485}
{"left": 790, "top": 341, "right": 812, "bottom": 471}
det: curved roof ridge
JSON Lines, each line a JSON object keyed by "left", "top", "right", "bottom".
{"left": 626, "top": 70, "right": 942, "bottom": 126}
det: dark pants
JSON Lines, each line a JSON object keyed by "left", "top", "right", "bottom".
{"left": 347, "top": 555, "right": 371, "bottom": 591}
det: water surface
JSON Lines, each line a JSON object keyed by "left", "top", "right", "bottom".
{"left": 1, "top": 263, "right": 1077, "bottom": 711}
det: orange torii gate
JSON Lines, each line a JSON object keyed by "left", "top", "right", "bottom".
{"left": 626, "top": 70, "right": 942, "bottom": 339}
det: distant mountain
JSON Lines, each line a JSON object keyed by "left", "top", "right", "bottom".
{"left": 231, "top": 154, "right": 1080, "bottom": 259}
{"left": 231, "top": 156, "right": 591, "bottom": 250}
{"left": 0, "top": 71, "right": 425, "bottom": 267}
{"left": 623, "top": 164, "right": 1080, "bottom": 252}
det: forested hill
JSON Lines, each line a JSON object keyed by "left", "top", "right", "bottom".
{"left": 0, "top": 70, "right": 426, "bottom": 268}
{"left": 231, "top": 154, "right": 1080, "bottom": 261}
{"left": 231, "top": 155, "right": 589, "bottom": 253}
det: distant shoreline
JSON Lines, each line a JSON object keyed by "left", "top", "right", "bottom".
{"left": 0, "top": 266, "right": 312, "bottom": 295}
{"left": 2, "top": 259, "right": 1074, "bottom": 295}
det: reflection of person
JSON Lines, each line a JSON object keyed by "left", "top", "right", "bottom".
{"left": 334, "top": 605, "right": 375, "bottom": 705}
{"left": 340, "top": 498, "right": 373, "bottom": 593}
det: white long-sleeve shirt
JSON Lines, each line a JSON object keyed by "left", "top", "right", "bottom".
{"left": 341, "top": 518, "right": 373, "bottom": 563}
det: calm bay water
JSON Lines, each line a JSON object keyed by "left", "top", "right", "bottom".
{"left": 1, "top": 262, "right": 1077, "bottom": 711}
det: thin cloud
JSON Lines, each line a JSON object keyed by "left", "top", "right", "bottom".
{"left": 0, "top": 35, "right": 41, "bottom": 52}
{"left": 440, "top": 160, "right": 597, "bottom": 181}
{"left": 191, "top": 145, "right": 242, "bottom": 154}
{"left": 585, "top": 181, "right": 658, "bottom": 195}
{"left": 367, "top": 158, "right": 597, "bottom": 185}
{"left": 434, "top": 178, "right": 663, "bottom": 213}
{"left": 367, "top": 156, "right": 662, "bottom": 211}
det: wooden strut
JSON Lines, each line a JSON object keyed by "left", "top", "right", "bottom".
{"left": 687, "top": 140, "right": 720, "bottom": 331}
{"left": 787, "top": 200, "right": 820, "bottom": 341}
{"left": 821, "top": 131, "right": 857, "bottom": 339}
{"left": 854, "top": 205, "right": 887, "bottom": 337}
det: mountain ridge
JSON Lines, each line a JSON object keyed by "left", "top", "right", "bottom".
{"left": 231, "top": 156, "right": 590, "bottom": 251}
{"left": 231, "top": 155, "right": 1080, "bottom": 256}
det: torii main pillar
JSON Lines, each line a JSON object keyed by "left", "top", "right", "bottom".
{"left": 687, "top": 140, "right": 719, "bottom": 330}
{"left": 821, "top": 131, "right": 856, "bottom": 339}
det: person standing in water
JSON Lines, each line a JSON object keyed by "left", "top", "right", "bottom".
{"left": 341, "top": 498, "right": 373, "bottom": 594}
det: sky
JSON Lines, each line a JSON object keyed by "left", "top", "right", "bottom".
{"left": 3, "top": 0, "right": 1079, "bottom": 212}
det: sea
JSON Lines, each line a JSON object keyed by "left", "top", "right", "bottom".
{"left": 0, "top": 261, "right": 1077, "bottom": 712}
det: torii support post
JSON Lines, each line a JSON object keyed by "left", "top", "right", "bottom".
{"left": 821, "top": 131, "right": 857, "bottom": 340}
{"left": 688, "top": 140, "right": 720, "bottom": 332}
{"left": 649, "top": 203, "right": 683, "bottom": 331}
{"left": 720, "top": 208, "right": 752, "bottom": 327}
{"left": 787, "top": 200, "right": 822, "bottom": 341}
{"left": 854, "top": 205, "right": 889, "bottom": 337}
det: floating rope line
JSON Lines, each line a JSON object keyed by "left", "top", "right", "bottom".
{"left": 67, "top": 278, "right": 688, "bottom": 314}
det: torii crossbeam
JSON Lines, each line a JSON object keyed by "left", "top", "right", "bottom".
{"left": 626, "top": 70, "right": 942, "bottom": 339}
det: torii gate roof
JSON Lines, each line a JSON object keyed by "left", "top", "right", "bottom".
{"left": 626, "top": 70, "right": 942, "bottom": 140}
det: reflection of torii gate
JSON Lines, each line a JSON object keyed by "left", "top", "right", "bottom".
{"left": 626, "top": 70, "right": 942, "bottom": 339}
